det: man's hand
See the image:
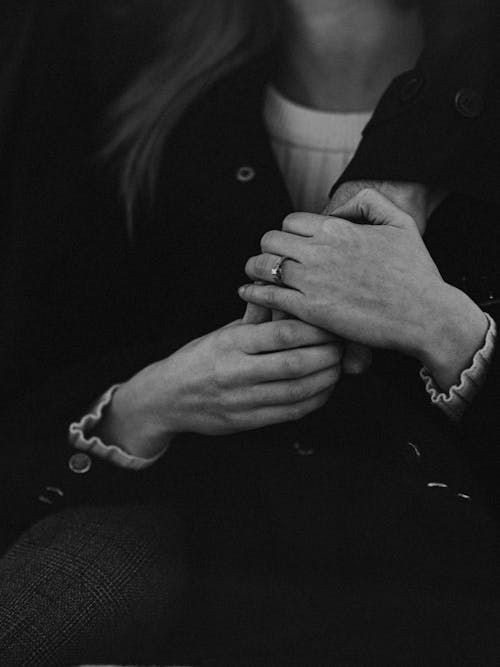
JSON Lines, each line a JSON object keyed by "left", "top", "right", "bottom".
{"left": 326, "top": 180, "right": 448, "bottom": 235}
{"left": 240, "top": 189, "right": 487, "bottom": 390}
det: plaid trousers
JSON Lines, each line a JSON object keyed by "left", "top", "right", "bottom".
{"left": 0, "top": 505, "right": 187, "bottom": 666}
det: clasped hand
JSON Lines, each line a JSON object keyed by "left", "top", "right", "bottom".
{"left": 241, "top": 189, "right": 451, "bottom": 360}
{"left": 102, "top": 189, "right": 486, "bottom": 460}
{"left": 102, "top": 317, "right": 343, "bottom": 458}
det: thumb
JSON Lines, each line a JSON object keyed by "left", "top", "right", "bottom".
{"left": 242, "top": 283, "right": 272, "bottom": 324}
{"left": 331, "top": 188, "right": 417, "bottom": 230}
{"left": 243, "top": 302, "right": 272, "bottom": 324}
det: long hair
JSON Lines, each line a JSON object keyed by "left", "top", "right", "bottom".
{"left": 102, "top": 0, "right": 279, "bottom": 229}
{"left": 102, "top": 0, "right": 486, "bottom": 228}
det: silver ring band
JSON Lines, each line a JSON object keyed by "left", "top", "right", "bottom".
{"left": 271, "top": 256, "right": 288, "bottom": 286}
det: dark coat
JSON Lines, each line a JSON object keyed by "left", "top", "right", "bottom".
{"left": 2, "top": 4, "right": 500, "bottom": 660}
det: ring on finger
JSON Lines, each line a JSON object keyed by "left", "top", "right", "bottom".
{"left": 271, "top": 256, "right": 289, "bottom": 286}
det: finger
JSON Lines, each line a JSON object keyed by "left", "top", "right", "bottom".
{"left": 322, "top": 181, "right": 364, "bottom": 215}
{"left": 238, "top": 282, "right": 300, "bottom": 315}
{"left": 222, "top": 318, "right": 246, "bottom": 329}
{"left": 272, "top": 310, "right": 289, "bottom": 321}
{"left": 246, "top": 343, "right": 342, "bottom": 382}
{"left": 242, "top": 282, "right": 272, "bottom": 324}
{"left": 342, "top": 342, "right": 372, "bottom": 375}
{"left": 331, "top": 188, "right": 417, "bottom": 230}
{"left": 243, "top": 301, "right": 272, "bottom": 324}
{"left": 237, "top": 388, "right": 334, "bottom": 430}
{"left": 260, "top": 230, "right": 310, "bottom": 259}
{"left": 239, "top": 319, "right": 335, "bottom": 354}
{"left": 245, "top": 253, "right": 302, "bottom": 288}
{"left": 249, "top": 365, "right": 341, "bottom": 406}
{"left": 282, "top": 212, "right": 327, "bottom": 236}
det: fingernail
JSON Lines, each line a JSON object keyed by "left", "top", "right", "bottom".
{"left": 238, "top": 285, "right": 249, "bottom": 295}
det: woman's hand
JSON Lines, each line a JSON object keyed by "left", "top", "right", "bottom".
{"left": 97, "top": 318, "right": 342, "bottom": 459}
{"left": 241, "top": 189, "right": 488, "bottom": 390}
{"left": 321, "top": 180, "right": 447, "bottom": 374}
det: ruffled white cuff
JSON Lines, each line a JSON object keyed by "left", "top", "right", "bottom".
{"left": 68, "top": 385, "right": 169, "bottom": 470}
{"left": 420, "top": 313, "right": 497, "bottom": 422}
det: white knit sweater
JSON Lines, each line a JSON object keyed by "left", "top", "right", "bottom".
{"left": 264, "top": 85, "right": 372, "bottom": 213}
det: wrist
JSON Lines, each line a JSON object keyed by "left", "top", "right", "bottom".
{"left": 94, "top": 379, "right": 176, "bottom": 460}
{"left": 417, "top": 283, "right": 489, "bottom": 392}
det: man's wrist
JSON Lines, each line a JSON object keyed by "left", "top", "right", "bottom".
{"left": 417, "top": 284, "right": 489, "bottom": 392}
{"left": 328, "top": 180, "right": 449, "bottom": 235}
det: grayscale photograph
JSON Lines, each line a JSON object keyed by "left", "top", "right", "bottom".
{"left": 0, "top": 1, "right": 499, "bottom": 665}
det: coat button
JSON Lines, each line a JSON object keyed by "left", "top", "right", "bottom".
{"left": 399, "top": 74, "right": 425, "bottom": 103}
{"left": 407, "top": 441, "right": 421, "bottom": 460}
{"left": 236, "top": 166, "right": 256, "bottom": 183}
{"left": 455, "top": 88, "right": 484, "bottom": 118}
{"left": 69, "top": 452, "right": 92, "bottom": 474}
{"left": 38, "top": 486, "right": 64, "bottom": 506}
{"left": 293, "top": 441, "right": 315, "bottom": 457}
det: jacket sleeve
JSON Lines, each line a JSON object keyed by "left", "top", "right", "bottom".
{"left": 334, "top": 1, "right": 500, "bottom": 207}
{"left": 0, "top": 337, "right": 187, "bottom": 538}
{"left": 459, "top": 304, "right": 500, "bottom": 512}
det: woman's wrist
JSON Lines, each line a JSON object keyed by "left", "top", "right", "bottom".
{"left": 93, "top": 378, "right": 176, "bottom": 460}
{"left": 416, "top": 283, "right": 489, "bottom": 392}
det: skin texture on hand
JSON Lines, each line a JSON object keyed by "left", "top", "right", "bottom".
{"left": 326, "top": 180, "right": 448, "bottom": 235}
{"left": 241, "top": 189, "right": 488, "bottom": 391}
{"left": 95, "top": 318, "right": 343, "bottom": 459}
{"left": 321, "top": 179, "right": 447, "bottom": 373}
{"left": 243, "top": 181, "right": 445, "bottom": 377}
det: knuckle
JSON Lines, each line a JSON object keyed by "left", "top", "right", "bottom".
{"left": 273, "top": 322, "right": 296, "bottom": 348}
{"left": 282, "top": 352, "right": 304, "bottom": 377}
{"left": 255, "top": 254, "right": 270, "bottom": 273}
{"left": 358, "top": 187, "right": 376, "bottom": 201}
{"left": 356, "top": 187, "right": 378, "bottom": 213}
{"left": 260, "top": 230, "right": 276, "bottom": 250}
{"left": 286, "top": 382, "right": 306, "bottom": 404}
{"left": 320, "top": 216, "right": 336, "bottom": 233}
{"left": 262, "top": 289, "right": 277, "bottom": 309}
{"left": 282, "top": 213, "right": 302, "bottom": 229}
